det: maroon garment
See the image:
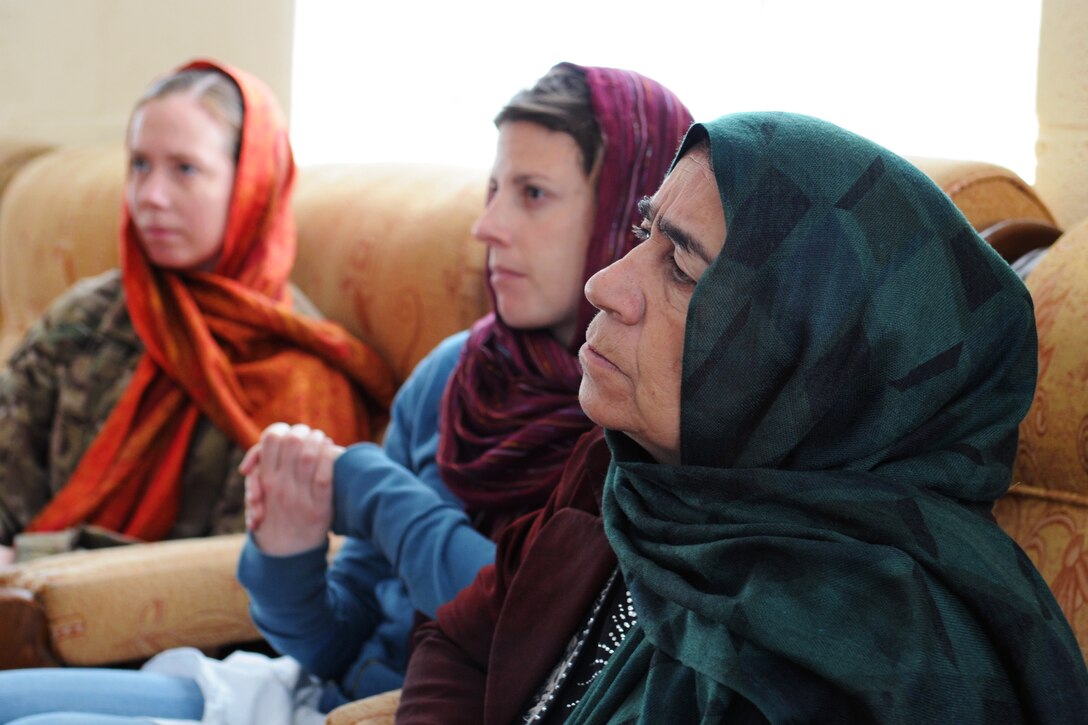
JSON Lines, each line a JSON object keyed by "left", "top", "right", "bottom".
{"left": 437, "top": 65, "right": 693, "bottom": 537}
{"left": 398, "top": 428, "right": 615, "bottom": 725}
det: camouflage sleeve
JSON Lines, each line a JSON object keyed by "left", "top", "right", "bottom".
{"left": 210, "top": 446, "right": 247, "bottom": 536}
{"left": 0, "top": 279, "right": 326, "bottom": 544}
{"left": 170, "top": 416, "right": 247, "bottom": 539}
{"left": 0, "top": 307, "right": 73, "bottom": 544}
{"left": 0, "top": 273, "right": 127, "bottom": 545}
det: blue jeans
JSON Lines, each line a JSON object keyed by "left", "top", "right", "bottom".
{"left": 0, "top": 668, "right": 204, "bottom": 724}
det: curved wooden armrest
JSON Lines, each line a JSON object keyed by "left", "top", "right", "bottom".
{"left": 0, "top": 586, "right": 62, "bottom": 669}
{"left": 326, "top": 688, "right": 401, "bottom": 725}
{"left": 979, "top": 217, "right": 1063, "bottom": 263}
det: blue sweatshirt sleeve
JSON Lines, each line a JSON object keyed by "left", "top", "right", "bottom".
{"left": 237, "top": 331, "right": 495, "bottom": 685}
{"left": 237, "top": 534, "right": 391, "bottom": 682}
{"left": 332, "top": 331, "right": 496, "bottom": 618}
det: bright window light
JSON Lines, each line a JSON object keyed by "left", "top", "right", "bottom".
{"left": 291, "top": 0, "right": 1041, "bottom": 182}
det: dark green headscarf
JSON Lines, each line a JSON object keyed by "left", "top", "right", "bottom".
{"left": 573, "top": 113, "right": 1088, "bottom": 723}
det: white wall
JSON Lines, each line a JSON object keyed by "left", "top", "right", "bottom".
{"left": 0, "top": 0, "right": 1050, "bottom": 189}
{"left": 292, "top": 0, "right": 1042, "bottom": 181}
{"left": 0, "top": 0, "right": 295, "bottom": 146}
{"left": 1036, "top": 0, "right": 1088, "bottom": 227}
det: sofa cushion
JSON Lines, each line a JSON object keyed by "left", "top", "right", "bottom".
{"left": 0, "top": 151, "right": 491, "bottom": 380}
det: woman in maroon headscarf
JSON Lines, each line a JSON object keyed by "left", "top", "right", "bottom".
{"left": 0, "top": 64, "right": 691, "bottom": 724}
{"left": 233, "top": 64, "right": 693, "bottom": 712}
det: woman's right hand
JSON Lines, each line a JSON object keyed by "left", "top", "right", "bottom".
{"left": 240, "top": 423, "right": 344, "bottom": 557}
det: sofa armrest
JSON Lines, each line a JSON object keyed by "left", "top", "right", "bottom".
{"left": 979, "top": 217, "right": 1062, "bottom": 263}
{"left": 326, "top": 688, "right": 401, "bottom": 725}
{"left": 0, "top": 534, "right": 257, "bottom": 667}
{"left": 908, "top": 156, "right": 1057, "bottom": 231}
{"left": 0, "top": 585, "right": 62, "bottom": 669}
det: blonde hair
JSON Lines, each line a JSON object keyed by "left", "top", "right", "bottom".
{"left": 132, "top": 68, "right": 244, "bottom": 160}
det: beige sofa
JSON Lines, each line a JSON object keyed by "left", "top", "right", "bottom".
{"left": 0, "top": 141, "right": 1083, "bottom": 724}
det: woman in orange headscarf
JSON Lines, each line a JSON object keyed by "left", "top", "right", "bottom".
{"left": 0, "top": 59, "right": 394, "bottom": 563}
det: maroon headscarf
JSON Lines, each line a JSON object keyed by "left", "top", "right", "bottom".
{"left": 437, "top": 64, "right": 693, "bottom": 537}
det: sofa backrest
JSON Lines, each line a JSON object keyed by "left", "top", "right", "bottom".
{"left": 0, "top": 145, "right": 490, "bottom": 383}
{"left": 0, "top": 141, "right": 54, "bottom": 204}
{"left": 0, "top": 149, "right": 1055, "bottom": 372}
{"left": 0, "top": 146, "right": 126, "bottom": 361}
{"left": 291, "top": 163, "right": 488, "bottom": 384}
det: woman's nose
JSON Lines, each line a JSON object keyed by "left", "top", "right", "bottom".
{"left": 471, "top": 193, "right": 511, "bottom": 248}
{"left": 584, "top": 250, "right": 645, "bottom": 326}
{"left": 135, "top": 172, "right": 169, "bottom": 209}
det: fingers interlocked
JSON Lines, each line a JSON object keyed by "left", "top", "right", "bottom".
{"left": 240, "top": 422, "right": 344, "bottom": 556}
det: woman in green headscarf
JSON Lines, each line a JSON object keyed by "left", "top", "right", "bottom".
{"left": 397, "top": 113, "right": 1088, "bottom": 724}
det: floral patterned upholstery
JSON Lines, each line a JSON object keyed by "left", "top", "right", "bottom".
{"left": 0, "top": 145, "right": 122, "bottom": 361}
{"left": 292, "top": 164, "right": 488, "bottom": 384}
{"left": 993, "top": 216, "right": 1088, "bottom": 660}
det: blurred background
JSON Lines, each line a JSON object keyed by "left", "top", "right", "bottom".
{"left": 2, "top": 0, "right": 1083, "bottom": 219}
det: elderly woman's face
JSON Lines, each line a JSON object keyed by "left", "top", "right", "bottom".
{"left": 579, "top": 150, "right": 725, "bottom": 464}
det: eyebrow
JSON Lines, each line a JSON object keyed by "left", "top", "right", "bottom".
{"left": 637, "top": 196, "right": 714, "bottom": 266}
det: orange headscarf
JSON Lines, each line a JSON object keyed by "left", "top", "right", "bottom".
{"left": 28, "top": 59, "right": 395, "bottom": 540}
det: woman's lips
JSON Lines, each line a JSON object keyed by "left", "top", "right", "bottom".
{"left": 580, "top": 342, "right": 623, "bottom": 376}
{"left": 490, "top": 265, "right": 524, "bottom": 278}
{"left": 140, "top": 225, "right": 180, "bottom": 242}
{"left": 489, "top": 265, "right": 526, "bottom": 287}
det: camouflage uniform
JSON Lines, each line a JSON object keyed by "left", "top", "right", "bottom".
{"left": 0, "top": 270, "right": 320, "bottom": 547}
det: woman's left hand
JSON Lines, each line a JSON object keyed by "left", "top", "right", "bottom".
{"left": 240, "top": 423, "right": 344, "bottom": 556}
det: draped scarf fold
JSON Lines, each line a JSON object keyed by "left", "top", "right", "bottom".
{"left": 28, "top": 59, "right": 396, "bottom": 541}
{"left": 571, "top": 113, "right": 1088, "bottom": 722}
{"left": 438, "top": 64, "right": 692, "bottom": 536}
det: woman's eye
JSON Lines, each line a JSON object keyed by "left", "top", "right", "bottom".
{"left": 129, "top": 156, "right": 149, "bottom": 173}
{"left": 177, "top": 162, "right": 197, "bottom": 176}
{"left": 667, "top": 251, "right": 695, "bottom": 286}
{"left": 525, "top": 185, "right": 544, "bottom": 201}
{"left": 486, "top": 180, "right": 498, "bottom": 203}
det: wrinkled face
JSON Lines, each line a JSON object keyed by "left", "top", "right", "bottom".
{"left": 473, "top": 120, "right": 596, "bottom": 347}
{"left": 125, "top": 93, "right": 237, "bottom": 272}
{"left": 579, "top": 150, "right": 726, "bottom": 464}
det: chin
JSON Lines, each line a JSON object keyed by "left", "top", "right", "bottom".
{"left": 494, "top": 300, "right": 523, "bottom": 327}
{"left": 578, "top": 376, "right": 617, "bottom": 429}
{"left": 497, "top": 308, "right": 547, "bottom": 332}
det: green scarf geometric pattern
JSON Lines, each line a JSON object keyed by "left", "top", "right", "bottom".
{"left": 576, "top": 113, "right": 1088, "bottom": 723}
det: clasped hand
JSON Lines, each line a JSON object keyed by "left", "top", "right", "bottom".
{"left": 241, "top": 423, "right": 345, "bottom": 556}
